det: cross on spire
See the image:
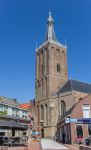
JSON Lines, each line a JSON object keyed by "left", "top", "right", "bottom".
{"left": 45, "top": 11, "right": 57, "bottom": 42}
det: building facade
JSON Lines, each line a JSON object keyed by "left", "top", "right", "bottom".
{"left": 35, "top": 12, "right": 91, "bottom": 139}
{"left": 0, "top": 96, "right": 30, "bottom": 137}
{"left": 57, "top": 94, "right": 91, "bottom": 144}
{"left": 35, "top": 12, "right": 68, "bottom": 138}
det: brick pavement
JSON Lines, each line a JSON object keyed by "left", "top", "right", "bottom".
{"left": 64, "top": 144, "right": 79, "bottom": 150}
{"left": 41, "top": 139, "right": 69, "bottom": 150}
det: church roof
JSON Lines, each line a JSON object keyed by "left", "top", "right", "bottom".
{"left": 58, "top": 103, "right": 77, "bottom": 123}
{"left": 57, "top": 79, "right": 91, "bottom": 94}
{"left": 36, "top": 12, "right": 67, "bottom": 51}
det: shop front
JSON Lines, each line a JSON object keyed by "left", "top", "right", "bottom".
{"left": 57, "top": 118, "right": 71, "bottom": 144}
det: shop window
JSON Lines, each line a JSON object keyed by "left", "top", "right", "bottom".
{"left": 83, "top": 105, "right": 90, "bottom": 118}
{"left": 23, "top": 132, "right": 26, "bottom": 136}
{"left": 0, "top": 132, "right": 5, "bottom": 136}
{"left": 76, "top": 124, "right": 83, "bottom": 138}
{"left": 88, "top": 124, "right": 91, "bottom": 135}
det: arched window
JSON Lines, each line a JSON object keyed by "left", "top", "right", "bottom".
{"left": 45, "top": 104, "right": 48, "bottom": 125}
{"left": 37, "top": 105, "right": 39, "bottom": 125}
{"left": 60, "top": 100, "right": 66, "bottom": 116}
{"left": 41, "top": 105, "right": 44, "bottom": 121}
{"left": 45, "top": 77, "right": 47, "bottom": 97}
{"left": 38, "top": 80, "right": 40, "bottom": 87}
{"left": 49, "top": 107, "right": 51, "bottom": 124}
{"left": 57, "top": 63, "right": 60, "bottom": 73}
{"left": 41, "top": 79, "right": 43, "bottom": 99}
{"left": 37, "top": 80, "right": 40, "bottom": 100}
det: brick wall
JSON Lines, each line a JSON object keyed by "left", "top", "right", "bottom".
{"left": 71, "top": 94, "right": 91, "bottom": 143}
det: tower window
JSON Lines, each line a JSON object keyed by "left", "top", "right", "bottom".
{"left": 57, "top": 64, "right": 60, "bottom": 73}
{"left": 45, "top": 104, "right": 48, "bottom": 125}
{"left": 57, "top": 48, "right": 60, "bottom": 52}
{"left": 42, "top": 64, "right": 43, "bottom": 74}
{"left": 51, "top": 46, "right": 54, "bottom": 49}
{"left": 60, "top": 100, "right": 66, "bottom": 116}
{"left": 41, "top": 105, "right": 44, "bottom": 121}
{"left": 38, "top": 80, "right": 40, "bottom": 87}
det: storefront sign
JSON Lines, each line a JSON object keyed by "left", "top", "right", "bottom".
{"left": 70, "top": 118, "right": 77, "bottom": 122}
{"left": 65, "top": 118, "right": 77, "bottom": 123}
{"left": 78, "top": 118, "right": 91, "bottom": 124}
{"left": 65, "top": 118, "right": 91, "bottom": 124}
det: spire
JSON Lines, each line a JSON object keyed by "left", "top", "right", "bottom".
{"left": 45, "top": 11, "right": 57, "bottom": 42}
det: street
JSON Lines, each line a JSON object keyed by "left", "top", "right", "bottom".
{"left": 0, "top": 139, "right": 79, "bottom": 150}
{"left": 41, "top": 139, "right": 68, "bottom": 150}
{"left": 41, "top": 139, "right": 79, "bottom": 150}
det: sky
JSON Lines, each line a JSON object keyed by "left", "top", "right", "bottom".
{"left": 0, "top": 0, "right": 91, "bottom": 103}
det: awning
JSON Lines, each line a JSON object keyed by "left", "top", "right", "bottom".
{"left": 32, "top": 131, "right": 40, "bottom": 135}
{"left": 0, "top": 120, "right": 28, "bottom": 131}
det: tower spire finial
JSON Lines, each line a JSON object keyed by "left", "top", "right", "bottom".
{"left": 49, "top": 10, "right": 51, "bottom": 15}
{"left": 45, "top": 12, "right": 57, "bottom": 42}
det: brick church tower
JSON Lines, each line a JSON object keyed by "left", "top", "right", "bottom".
{"left": 35, "top": 12, "right": 68, "bottom": 138}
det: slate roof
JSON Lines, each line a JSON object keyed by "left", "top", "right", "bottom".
{"left": 0, "top": 96, "right": 19, "bottom": 107}
{"left": 57, "top": 79, "right": 91, "bottom": 95}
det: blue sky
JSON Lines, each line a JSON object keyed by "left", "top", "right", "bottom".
{"left": 0, "top": 0, "right": 91, "bottom": 103}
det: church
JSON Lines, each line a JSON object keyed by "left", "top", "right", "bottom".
{"left": 34, "top": 12, "right": 91, "bottom": 140}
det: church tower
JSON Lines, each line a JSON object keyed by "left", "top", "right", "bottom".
{"left": 35, "top": 12, "right": 68, "bottom": 138}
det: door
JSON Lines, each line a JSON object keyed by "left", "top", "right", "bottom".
{"left": 41, "top": 129, "right": 44, "bottom": 138}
